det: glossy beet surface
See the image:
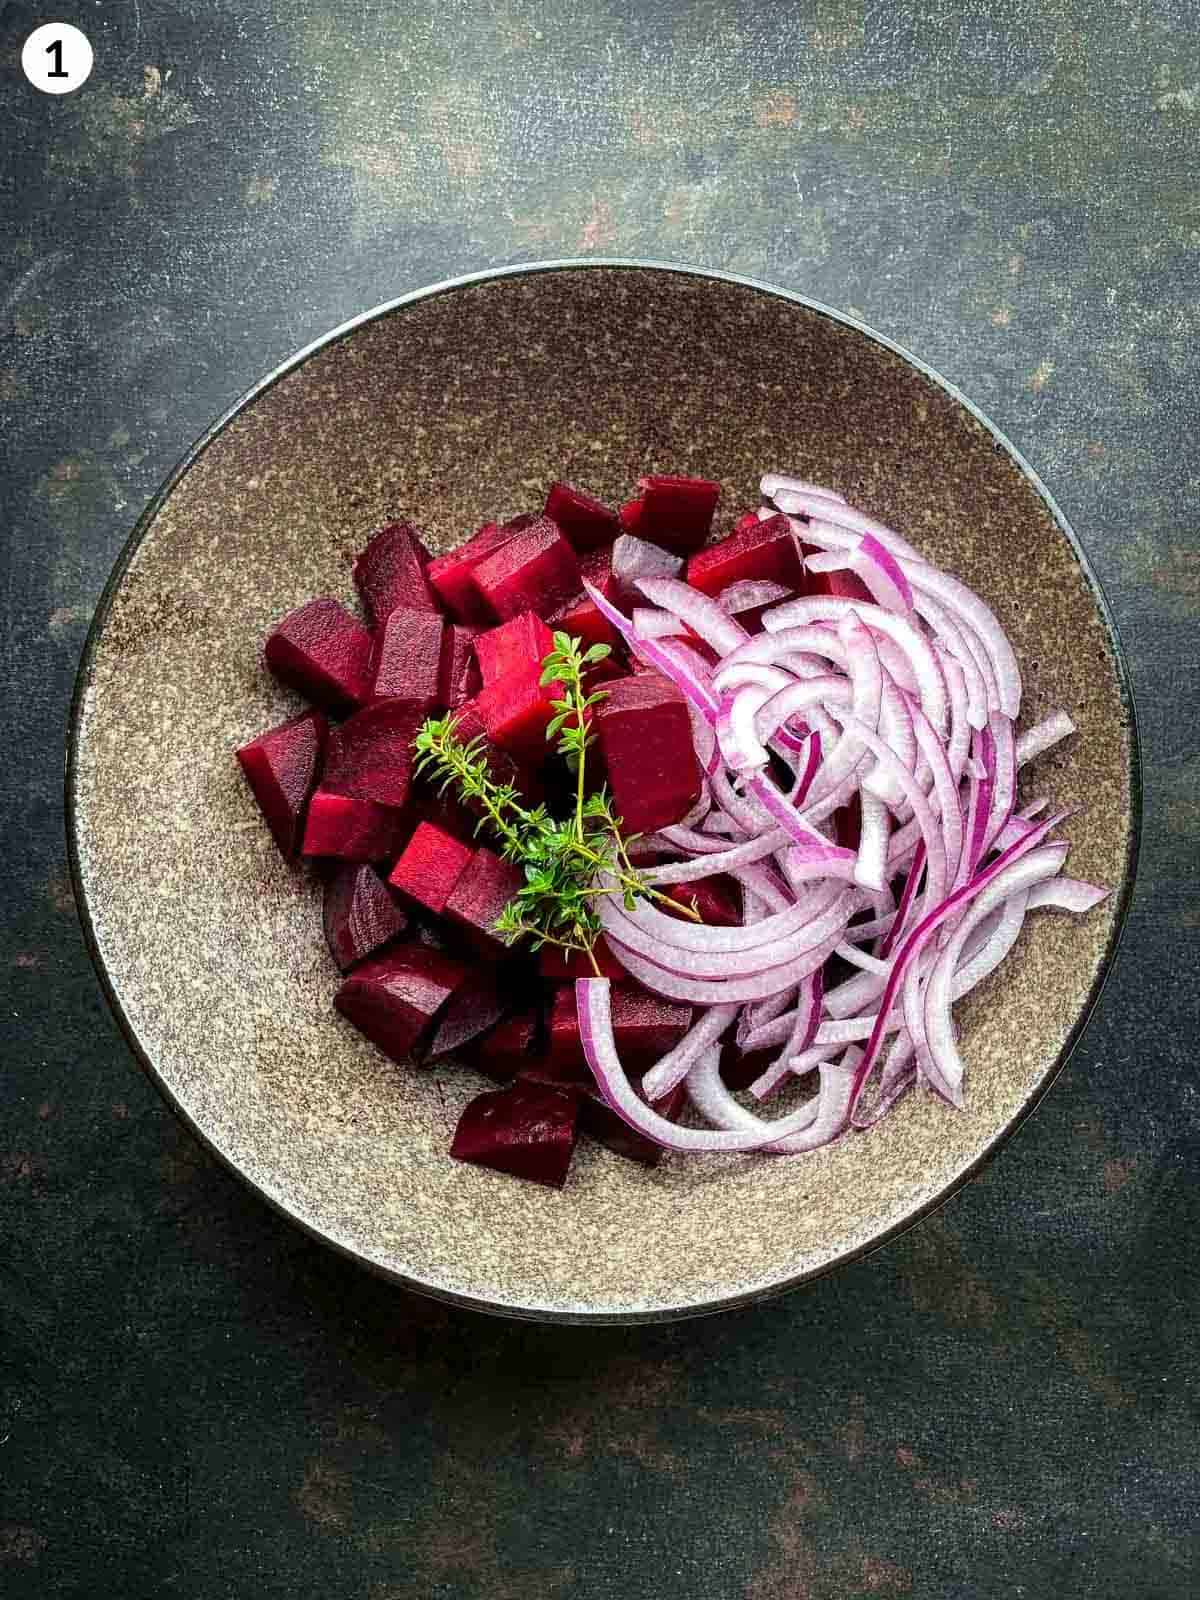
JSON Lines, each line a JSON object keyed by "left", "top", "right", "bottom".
{"left": 302, "top": 791, "right": 405, "bottom": 861}
{"left": 450, "top": 1079, "right": 580, "bottom": 1189}
{"left": 323, "top": 863, "right": 408, "bottom": 972}
{"left": 595, "top": 672, "right": 702, "bottom": 834}
{"left": 370, "top": 604, "right": 444, "bottom": 707}
{"left": 387, "top": 821, "right": 473, "bottom": 916}
{"left": 353, "top": 520, "right": 437, "bottom": 624}
{"left": 323, "top": 700, "right": 426, "bottom": 810}
{"left": 686, "top": 512, "right": 804, "bottom": 597}
{"left": 235, "top": 709, "right": 327, "bottom": 858}
{"left": 470, "top": 516, "right": 580, "bottom": 620}
{"left": 333, "top": 943, "right": 468, "bottom": 1064}
{"left": 474, "top": 611, "right": 554, "bottom": 687}
{"left": 264, "top": 598, "right": 373, "bottom": 714}
{"left": 543, "top": 480, "right": 620, "bottom": 553}
{"left": 444, "top": 846, "right": 524, "bottom": 956}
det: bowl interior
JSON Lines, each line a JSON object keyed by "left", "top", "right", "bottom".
{"left": 71, "top": 266, "right": 1134, "bottom": 1321}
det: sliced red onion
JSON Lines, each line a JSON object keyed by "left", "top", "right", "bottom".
{"left": 584, "top": 579, "right": 721, "bottom": 719}
{"left": 766, "top": 490, "right": 925, "bottom": 562}
{"left": 606, "top": 926, "right": 843, "bottom": 1003}
{"left": 632, "top": 606, "right": 687, "bottom": 639}
{"left": 981, "top": 711, "right": 1016, "bottom": 854}
{"left": 718, "top": 578, "right": 793, "bottom": 615}
{"left": 612, "top": 533, "right": 683, "bottom": 596}
{"left": 1016, "top": 710, "right": 1076, "bottom": 767}
{"left": 641, "top": 1002, "right": 740, "bottom": 1101}
{"left": 912, "top": 591, "right": 992, "bottom": 727}
{"left": 686, "top": 1045, "right": 860, "bottom": 1155}
{"left": 898, "top": 561, "right": 1021, "bottom": 719}
{"left": 635, "top": 575, "right": 750, "bottom": 656}
{"left": 760, "top": 472, "right": 848, "bottom": 506}
{"left": 1025, "top": 876, "right": 1109, "bottom": 913}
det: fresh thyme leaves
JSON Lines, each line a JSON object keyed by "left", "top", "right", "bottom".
{"left": 412, "top": 632, "right": 697, "bottom": 973}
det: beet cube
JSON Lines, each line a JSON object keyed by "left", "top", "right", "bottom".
{"left": 302, "top": 790, "right": 406, "bottom": 861}
{"left": 451, "top": 701, "right": 543, "bottom": 807}
{"left": 236, "top": 709, "right": 327, "bottom": 858}
{"left": 388, "top": 821, "right": 474, "bottom": 915}
{"left": 353, "top": 521, "right": 438, "bottom": 624}
{"left": 426, "top": 522, "right": 511, "bottom": 622}
{"left": 264, "top": 598, "right": 374, "bottom": 714}
{"left": 550, "top": 548, "right": 621, "bottom": 653}
{"left": 475, "top": 661, "right": 565, "bottom": 762}
{"left": 450, "top": 1079, "right": 579, "bottom": 1189}
{"left": 580, "top": 1078, "right": 687, "bottom": 1167}
{"left": 323, "top": 700, "right": 426, "bottom": 810}
{"left": 438, "top": 623, "right": 483, "bottom": 710}
{"left": 334, "top": 942, "right": 469, "bottom": 1063}
{"left": 444, "top": 846, "right": 524, "bottom": 956}
{"left": 475, "top": 611, "right": 555, "bottom": 687}
{"left": 421, "top": 968, "right": 508, "bottom": 1062}
{"left": 686, "top": 512, "right": 803, "bottom": 598}
{"left": 804, "top": 565, "right": 874, "bottom": 605}
{"left": 370, "top": 604, "right": 446, "bottom": 708}
{"left": 595, "top": 674, "right": 702, "bottom": 834}
{"left": 323, "top": 863, "right": 408, "bottom": 972}
{"left": 619, "top": 496, "right": 645, "bottom": 535}
{"left": 733, "top": 509, "right": 761, "bottom": 534}
{"left": 638, "top": 475, "right": 721, "bottom": 554}
{"left": 470, "top": 516, "right": 581, "bottom": 621}
{"left": 538, "top": 938, "right": 628, "bottom": 981}
{"left": 460, "top": 1011, "right": 544, "bottom": 1084}
{"left": 544, "top": 481, "right": 620, "bottom": 553}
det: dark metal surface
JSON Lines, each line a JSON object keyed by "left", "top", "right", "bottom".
{"left": 3, "top": 2, "right": 1197, "bottom": 1594}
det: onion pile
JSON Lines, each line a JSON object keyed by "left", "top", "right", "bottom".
{"left": 576, "top": 472, "right": 1107, "bottom": 1156}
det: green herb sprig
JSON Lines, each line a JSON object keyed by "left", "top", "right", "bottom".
{"left": 413, "top": 632, "right": 697, "bottom": 973}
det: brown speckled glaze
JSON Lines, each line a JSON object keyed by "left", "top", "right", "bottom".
{"left": 68, "top": 265, "right": 1137, "bottom": 1322}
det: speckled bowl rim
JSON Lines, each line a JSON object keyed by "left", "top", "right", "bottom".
{"left": 66, "top": 259, "right": 1142, "bottom": 1324}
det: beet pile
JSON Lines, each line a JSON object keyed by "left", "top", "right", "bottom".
{"left": 238, "top": 470, "right": 1105, "bottom": 1188}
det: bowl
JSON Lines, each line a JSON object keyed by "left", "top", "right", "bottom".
{"left": 68, "top": 262, "right": 1139, "bottom": 1323}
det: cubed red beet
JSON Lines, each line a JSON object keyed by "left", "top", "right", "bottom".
{"left": 804, "top": 565, "right": 874, "bottom": 605}
{"left": 475, "top": 660, "right": 565, "bottom": 762}
{"left": 443, "top": 846, "right": 524, "bottom": 956}
{"left": 666, "top": 874, "right": 742, "bottom": 927}
{"left": 388, "top": 821, "right": 474, "bottom": 915}
{"left": 619, "top": 496, "right": 645, "bottom": 535}
{"left": 596, "top": 674, "right": 702, "bottom": 834}
{"left": 264, "top": 598, "right": 374, "bottom": 714}
{"left": 550, "top": 548, "right": 622, "bottom": 653}
{"left": 462, "top": 1012, "right": 543, "bottom": 1084}
{"left": 544, "top": 481, "right": 620, "bottom": 553}
{"left": 438, "top": 623, "right": 483, "bottom": 710}
{"left": 474, "top": 611, "right": 554, "bottom": 687}
{"left": 426, "top": 522, "right": 511, "bottom": 622}
{"left": 323, "top": 863, "right": 408, "bottom": 972}
{"left": 370, "top": 604, "right": 446, "bottom": 708}
{"left": 421, "top": 968, "right": 508, "bottom": 1062}
{"left": 733, "top": 509, "right": 761, "bottom": 534}
{"left": 580, "top": 1078, "right": 687, "bottom": 1167}
{"left": 638, "top": 475, "right": 721, "bottom": 554}
{"left": 302, "top": 791, "right": 406, "bottom": 861}
{"left": 353, "top": 521, "right": 438, "bottom": 624}
{"left": 540, "top": 983, "right": 690, "bottom": 1086}
{"left": 450, "top": 1079, "right": 579, "bottom": 1189}
{"left": 323, "top": 700, "right": 426, "bottom": 810}
{"left": 686, "top": 512, "right": 803, "bottom": 597}
{"left": 334, "top": 942, "right": 469, "bottom": 1063}
{"left": 538, "top": 938, "right": 628, "bottom": 981}
{"left": 413, "top": 786, "right": 479, "bottom": 844}
{"left": 470, "top": 516, "right": 581, "bottom": 621}
{"left": 236, "top": 709, "right": 328, "bottom": 858}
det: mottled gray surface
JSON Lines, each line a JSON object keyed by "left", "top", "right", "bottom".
{"left": 2, "top": 2, "right": 1197, "bottom": 1596}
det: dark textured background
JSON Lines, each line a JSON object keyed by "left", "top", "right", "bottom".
{"left": 2, "top": 3, "right": 1197, "bottom": 1596}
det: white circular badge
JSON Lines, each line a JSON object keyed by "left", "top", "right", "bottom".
{"left": 22, "top": 23, "right": 94, "bottom": 94}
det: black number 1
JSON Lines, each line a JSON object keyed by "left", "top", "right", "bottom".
{"left": 46, "top": 38, "right": 69, "bottom": 77}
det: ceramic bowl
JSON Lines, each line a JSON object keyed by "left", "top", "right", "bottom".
{"left": 68, "top": 263, "right": 1139, "bottom": 1322}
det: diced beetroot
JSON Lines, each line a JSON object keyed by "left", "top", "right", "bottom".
{"left": 302, "top": 790, "right": 407, "bottom": 861}
{"left": 388, "top": 821, "right": 474, "bottom": 915}
{"left": 539, "top": 983, "right": 690, "bottom": 1086}
{"left": 471, "top": 516, "right": 581, "bottom": 621}
{"left": 334, "top": 942, "right": 468, "bottom": 1063}
{"left": 353, "top": 521, "right": 438, "bottom": 624}
{"left": 413, "top": 786, "right": 479, "bottom": 844}
{"left": 596, "top": 674, "right": 702, "bottom": 834}
{"left": 323, "top": 863, "right": 408, "bottom": 972}
{"left": 437, "top": 623, "right": 483, "bottom": 710}
{"left": 550, "top": 548, "right": 621, "bottom": 654}
{"left": 474, "top": 611, "right": 554, "bottom": 687}
{"left": 544, "top": 481, "right": 620, "bottom": 553}
{"left": 236, "top": 709, "right": 328, "bottom": 858}
{"left": 475, "top": 661, "right": 565, "bottom": 762}
{"left": 452, "top": 701, "right": 543, "bottom": 806}
{"left": 733, "top": 509, "right": 761, "bottom": 534}
{"left": 804, "top": 564, "right": 875, "bottom": 605}
{"left": 538, "top": 938, "right": 628, "bottom": 981}
{"left": 443, "top": 846, "right": 524, "bottom": 956}
{"left": 580, "top": 1078, "right": 687, "bottom": 1167}
{"left": 619, "top": 496, "right": 645, "bottom": 535}
{"left": 264, "top": 598, "right": 373, "bottom": 714}
{"left": 665, "top": 874, "right": 742, "bottom": 927}
{"left": 426, "top": 522, "right": 511, "bottom": 622}
{"left": 370, "top": 604, "right": 446, "bottom": 708}
{"left": 463, "top": 1012, "right": 543, "bottom": 1084}
{"left": 421, "top": 968, "right": 507, "bottom": 1061}
{"left": 323, "top": 700, "right": 426, "bottom": 810}
{"left": 638, "top": 475, "right": 721, "bottom": 554}
{"left": 450, "top": 1079, "right": 579, "bottom": 1189}
{"left": 686, "top": 512, "right": 803, "bottom": 598}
